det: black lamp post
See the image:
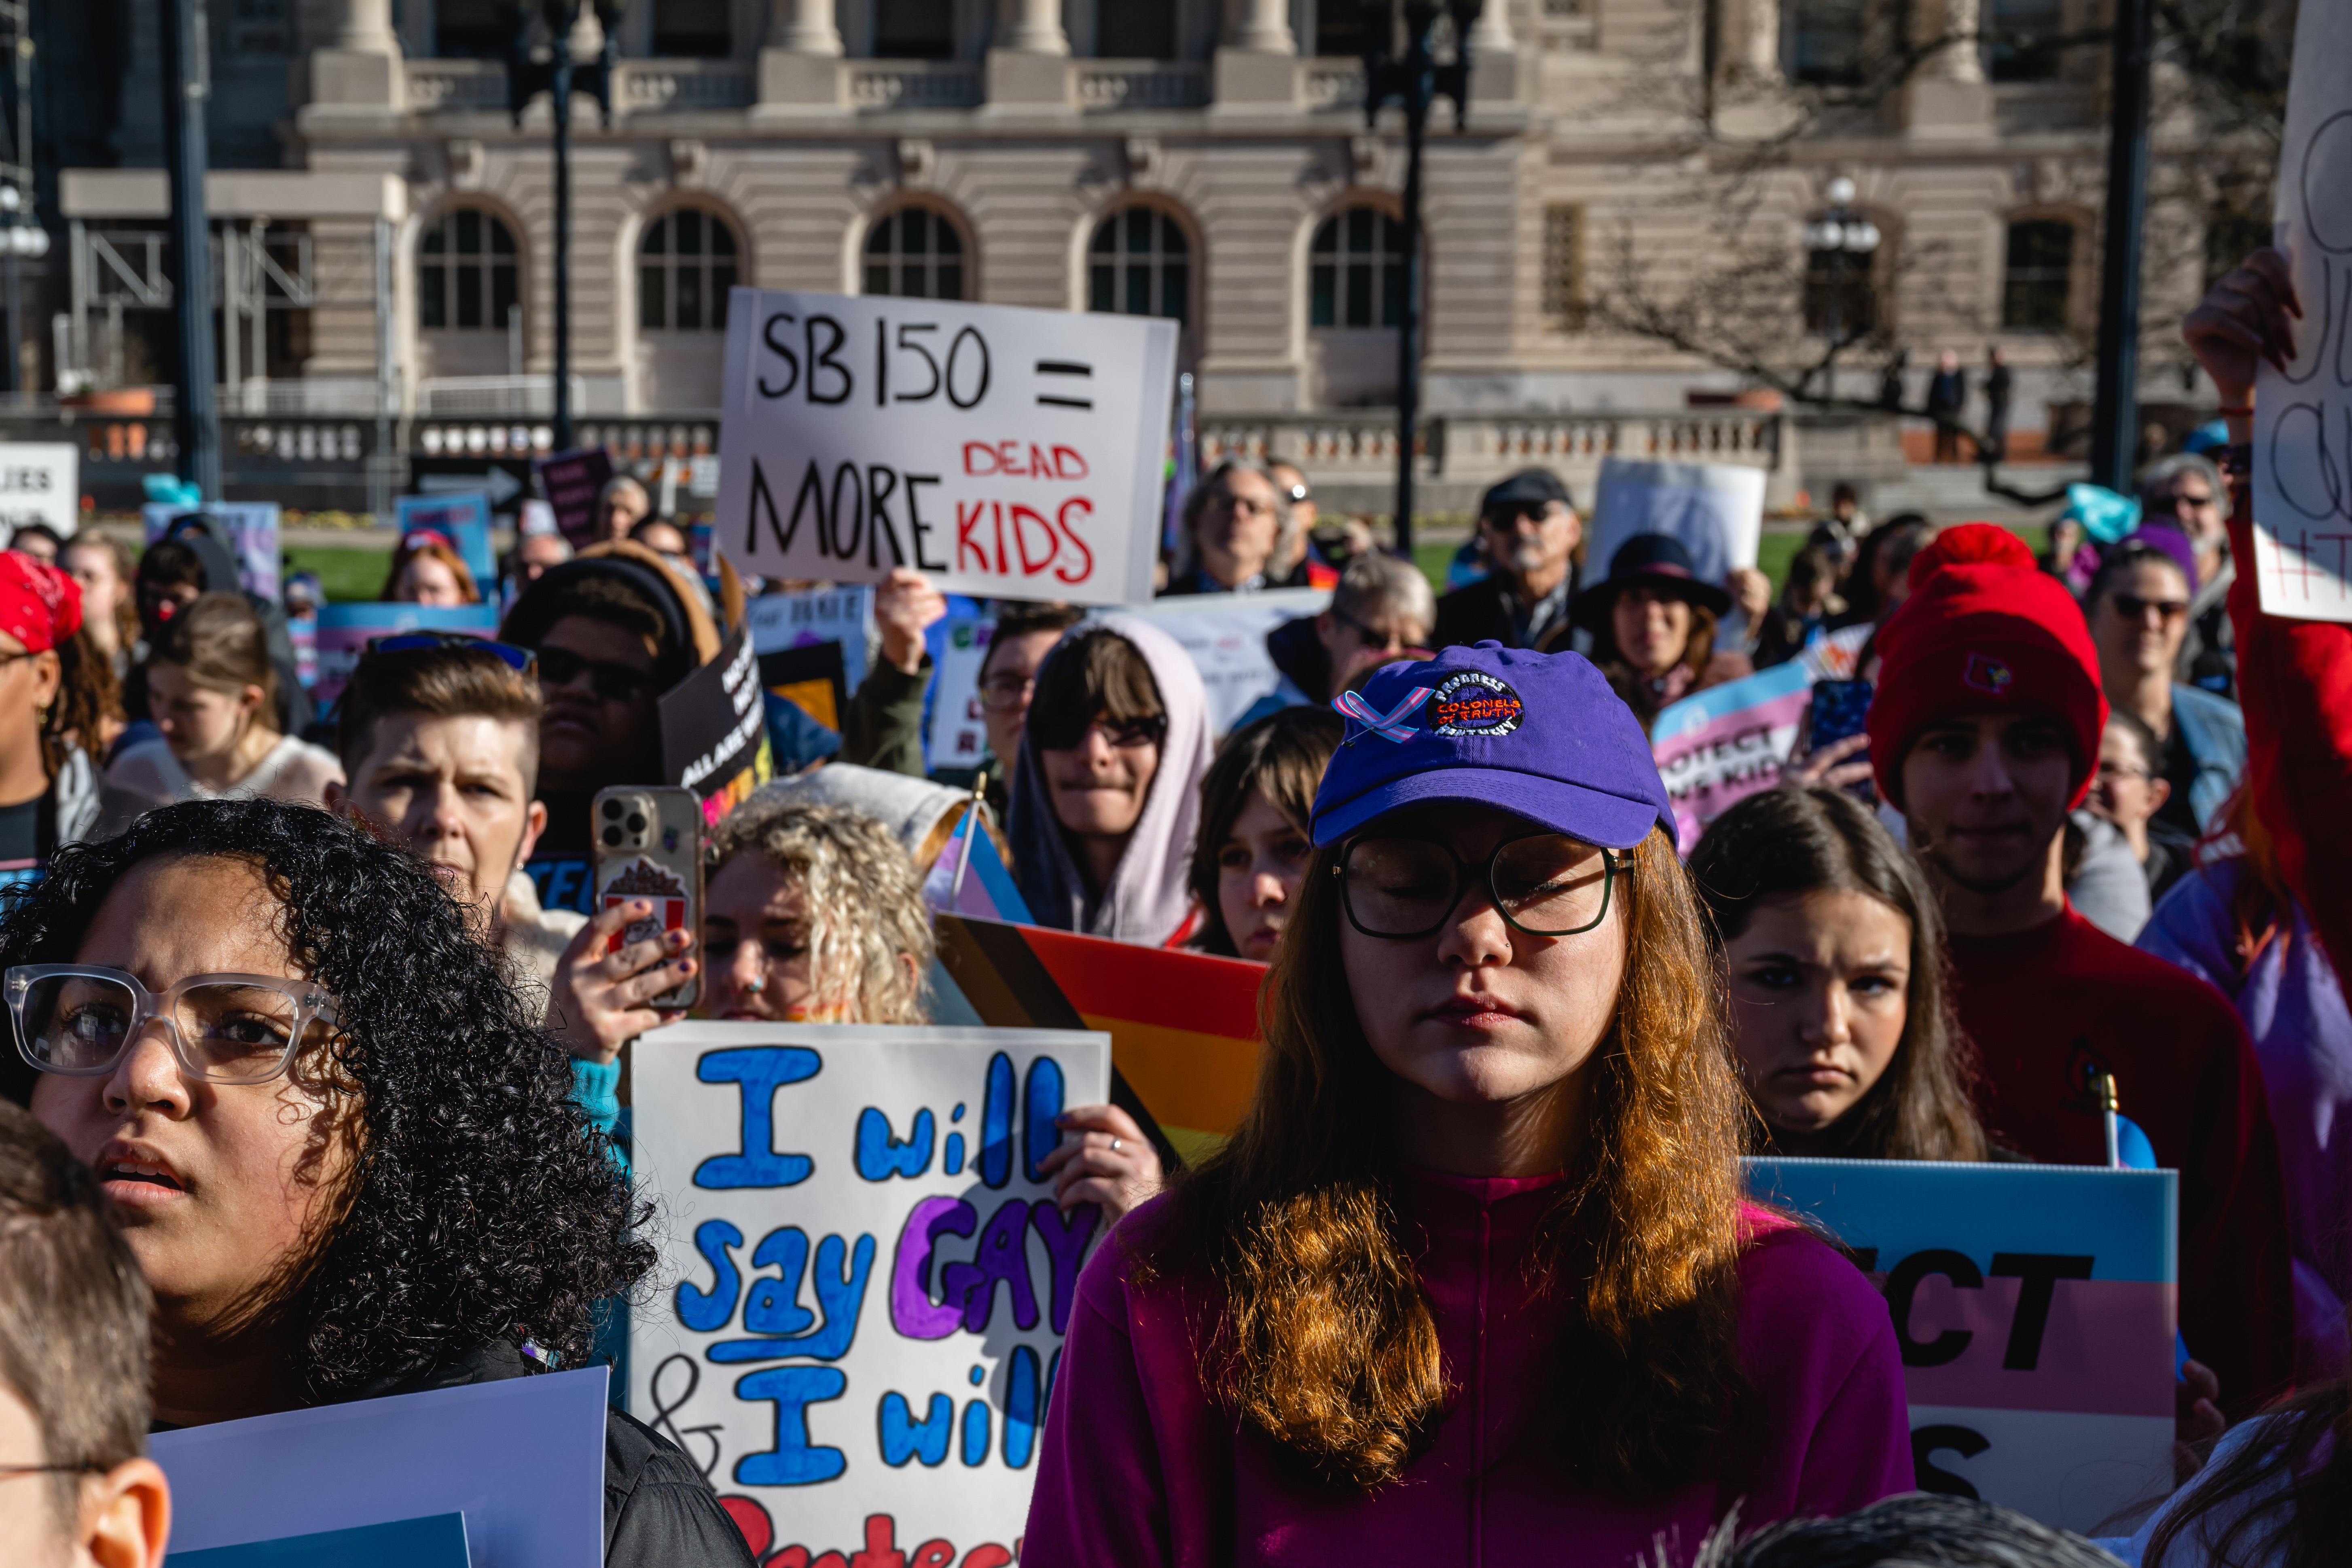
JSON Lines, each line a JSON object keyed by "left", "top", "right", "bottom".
{"left": 161, "top": 0, "right": 220, "bottom": 498}
{"left": 1803, "top": 176, "right": 1880, "bottom": 400}
{"left": 508, "top": 0, "right": 618, "bottom": 453}
{"left": 2087, "top": 0, "right": 2151, "bottom": 489}
{"left": 1361, "top": 0, "right": 1475, "bottom": 560}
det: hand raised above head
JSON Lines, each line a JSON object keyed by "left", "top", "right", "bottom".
{"left": 2183, "top": 247, "right": 2301, "bottom": 405}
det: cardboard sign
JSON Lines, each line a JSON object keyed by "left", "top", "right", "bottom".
{"left": 2252, "top": 4, "right": 2352, "bottom": 620}
{"left": 0, "top": 442, "right": 78, "bottom": 537}
{"left": 536, "top": 445, "right": 616, "bottom": 548}
{"left": 150, "top": 1367, "right": 609, "bottom": 1568}
{"left": 1746, "top": 1158, "right": 2176, "bottom": 1533}
{"left": 311, "top": 601, "right": 500, "bottom": 705}
{"left": 168, "top": 1514, "right": 470, "bottom": 1568}
{"left": 660, "top": 623, "right": 772, "bottom": 824}
{"left": 934, "top": 914, "right": 1264, "bottom": 1168}
{"left": 1587, "top": 457, "right": 1764, "bottom": 589}
{"left": 144, "top": 502, "right": 282, "bottom": 601}
{"left": 717, "top": 290, "right": 1179, "bottom": 604}
{"left": 395, "top": 491, "right": 498, "bottom": 590}
{"left": 1651, "top": 660, "right": 1815, "bottom": 851}
{"left": 628, "top": 1022, "right": 1111, "bottom": 1562}
{"left": 1099, "top": 588, "right": 1330, "bottom": 736}
{"left": 747, "top": 585, "right": 874, "bottom": 693}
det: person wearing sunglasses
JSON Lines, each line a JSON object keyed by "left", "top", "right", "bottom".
{"left": 1007, "top": 619, "right": 1214, "bottom": 947}
{"left": 499, "top": 542, "right": 724, "bottom": 916}
{"left": 2, "top": 799, "right": 755, "bottom": 1568}
{"left": 1023, "top": 644, "right": 1911, "bottom": 1564}
{"left": 2085, "top": 534, "right": 2246, "bottom": 855}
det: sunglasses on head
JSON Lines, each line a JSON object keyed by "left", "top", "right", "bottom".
{"left": 536, "top": 642, "right": 658, "bottom": 703}
{"left": 366, "top": 632, "right": 537, "bottom": 676}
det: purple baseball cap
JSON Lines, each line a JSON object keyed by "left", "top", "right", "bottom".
{"left": 1310, "top": 641, "right": 1675, "bottom": 849}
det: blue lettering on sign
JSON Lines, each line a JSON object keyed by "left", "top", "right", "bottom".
{"left": 1023, "top": 1057, "right": 1066, "bottom": 1183}
{"left": 960, "top": 1396, "right": 992, "bottom": 1467}
{"left": 741, "top": 1229, "right": 816, "bottom": 1337}
{"left": 978, "top": 1051, "right": 1015, "bottom": 1189}
{"left": 734, "top": 1366, "right": 848, "bottom": 1486}
{"left": 711, "top": 1232, "right": 876, "bottom": 1363}
{"left": 693, "top": 1047, "right": 819, "bottom": 1190}
{"left": 675, "top": 1220, "right": 744, "bottom": 1333}
{"left": 1002, "top": 1344, "right": 1043, "bottom": 1469}
{"left": 855, "top": 1105, "right": 936, "bottom": 1181}
{"left": 877, "top": 1392, "right": 954, "bottom": 1467}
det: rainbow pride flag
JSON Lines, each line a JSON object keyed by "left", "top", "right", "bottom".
{"left": 934, "top": 914, "right": 1262, "bottom": 1167}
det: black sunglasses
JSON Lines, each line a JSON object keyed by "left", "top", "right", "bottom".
{"left": 2109, "top": 593, "right": 2188, "bottom": 622}
{"left": 536, "top": 643, "right": 658, "bottom": 703}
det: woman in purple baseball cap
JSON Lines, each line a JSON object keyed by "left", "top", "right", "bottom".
{"left": 1023, "top": 643, "right": 1912, "bottom": 1565}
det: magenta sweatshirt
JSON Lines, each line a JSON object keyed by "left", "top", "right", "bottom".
{"left": 1023, "top": 1169, "right": 1913, "bottom": 1567}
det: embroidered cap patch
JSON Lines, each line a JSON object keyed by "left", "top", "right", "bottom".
{"left": 1427, "top": 670, "right": 1526, "bottom": 738}
{"left": 1962, "top": 653, "right": 2015, "bottom": 697}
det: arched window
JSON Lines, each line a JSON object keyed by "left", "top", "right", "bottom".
{"left": 419, "top": 209, "right": 519, "bottom": 332}
{"left": 2002, "top": 219, "right": 2075, "bottom": 330}
{"left": 1088, "top": 208, "right": 1189, "bottom": 324}
{"left": 640, "top": 208, "right": 742, "bottom": 332}
{"left": 862, "top": 207, "right": 968, "bottom": 300}
{"left": 1309, "top": 207, "right": 1407, "bottom": 329}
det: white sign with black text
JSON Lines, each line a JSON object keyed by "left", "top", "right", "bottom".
{"left": 0, "top": 443, "right": 78, "bottom": 540}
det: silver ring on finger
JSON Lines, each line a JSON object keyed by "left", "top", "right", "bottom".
{"left": 1110, "top": 1136, "right": 1122, "bottom": 1153}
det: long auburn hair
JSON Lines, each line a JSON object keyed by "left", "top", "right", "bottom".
{"left": 1689, "top": 786, "right": 1987, "bottom": 1162}
{"left": 1141, "top": 825, "right": 1752, "bottom": 1492}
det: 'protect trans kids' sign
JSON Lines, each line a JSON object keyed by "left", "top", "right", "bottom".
{"left": 630, "top": 1023, "right": 1110, "bottom": 1564}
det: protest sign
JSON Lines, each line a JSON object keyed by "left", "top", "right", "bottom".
{"left": 628, "top": 1022, "right": 1111, "bottom": 1562}
{"left": 747, "top": 584, "right": 874, "bottom": 692}
{"left": 169, "top": 1513, "right": 470, "bottom": 1568}
{"left": 310, "top": 601, "right": 499, "bottom": 705}
{"left": 934, "top": 914, "right": 1262, "bottom": 1167}
{"left": 717, "top": 290, "right": 1179, "bottom": 604}
{"left": 923, "top": 816, "right": 1032, "bottom": 925}
{"left": 927, "top": 614, "right": 996, "bottom": 771}
{"left": 1651, "top": 660, "right": 1814, "bottom": 851}
{"left": 1746, "top": 1158, "right": 2176, "bottom": 1532}
{"left": 1587, "top": 457, "right": 1764, "bottom": 588}
{"left": 395, "top": 491, "right": 498, "bottom": 590}
{"left": 0, "top": 442, "right": 77, "bottom": 538}
{"left": 151, "top": 1367, "right": 608, "bottom": 1568}
{"left": 2251, "top": 4, "right": 2352, "bottom": 620}
{"left": 661, "top": 623, "right": 773, "bottom": 825}
{"left": 535, "top": 445, "right": 616, "bottom": 547}
{"left": 144, "top": 502, "right": 282, "bottom": 601}
{"left": 1101, "top": 588, "right": 1330, "bottom": 736}
{"left": 760, "top": 639, "right": 849, "bottom": 772}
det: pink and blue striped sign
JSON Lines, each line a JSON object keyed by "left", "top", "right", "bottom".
{"left": 1747, "top": 1158, "right": 2177, "bottom": 1534}
{"left": 1651, "top": 661, "right": 1814, "bottom": 852}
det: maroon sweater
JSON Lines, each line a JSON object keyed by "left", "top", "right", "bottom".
{"left": 1950, "top": 905, "right": 2295, "bottom": 1411}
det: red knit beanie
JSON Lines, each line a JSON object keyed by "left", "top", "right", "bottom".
{"left": 1865, "top": 523, "right": 2107, "bottom": 809}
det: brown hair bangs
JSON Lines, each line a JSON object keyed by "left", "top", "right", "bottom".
{"left": 1187, "top": 706, "right": 1344, "bottom": 957}
{"left": 334, "top": 643, "right": 545, "bottom": 783}
{"left": 1143, "top": 825, "right": 1751, "bottom": 1492}
{"left": 155, "top": 591, "right": 279, "bottom": 726}
{"left": 1026, "top": 626, "right": 1165, "bottom": 752}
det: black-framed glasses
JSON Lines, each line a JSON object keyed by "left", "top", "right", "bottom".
{"left": 536, "top": 643, "right": 657, "bottom": 703}
{"left": 1335, "top": 831, "right": 1628, "bottom": 940}
{"left": 980, "top": 673, "right": 1035, "bottom": 712}
{"left": 366, "top": 632, "right": 538, "bottom": 677}
{"left": 6, "top": 966, "right": 341, "bottom": 1086}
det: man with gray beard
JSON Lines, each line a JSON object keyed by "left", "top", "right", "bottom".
{"left": 1431, "top": 469, "right": 1582, "bottom": 651}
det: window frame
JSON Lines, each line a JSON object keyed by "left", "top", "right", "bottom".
{"left": 637, "top": 205, "right": 747, "bottom": 336}
{"left": 2001, "top": 216, "right": 2078, "bottom": 332}
{"left": 858, "top": 203, "right": 976, "bottom": 302}
{"left": 1308, "top": 203, "right": 1412, "bottom": 332}
{"left": 416, "top": 206, "right": 523, "bottom": 336}
{"left": 1084, "top": 204, "right": 1194, "bottom": 328}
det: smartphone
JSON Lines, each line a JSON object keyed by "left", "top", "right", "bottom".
{"left": 1806, "top": 678, "right": 1876, "bottom": 802}
{"left": 591, "top": 786, "right": 704, "bottom": 1011}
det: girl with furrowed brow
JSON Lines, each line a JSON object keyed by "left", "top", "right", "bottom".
{"left": 1022, "top": 643, "right": 1913, "bottom": 1565}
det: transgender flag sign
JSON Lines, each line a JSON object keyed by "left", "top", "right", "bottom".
{"left": 1651, "top": 661, "right": 1814, "bottom": 852}
{"left": 1748, "top": 1159, "right": 2176, "bottom": 1534}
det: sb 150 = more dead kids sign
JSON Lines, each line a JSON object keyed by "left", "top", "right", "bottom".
{"left": 717, "top": 290, "right": 1180, "bottom": 607}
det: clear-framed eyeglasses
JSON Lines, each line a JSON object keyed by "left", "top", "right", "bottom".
{"left": 6, "top": 966, "right": 341, "bottom": 1086}
{"left": 1334, "top": 831, "right": 1629, "bottom": 940}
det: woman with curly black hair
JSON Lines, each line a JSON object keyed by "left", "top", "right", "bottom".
{"left": 0, "top": 798, "right": 753, "bottom": 1568}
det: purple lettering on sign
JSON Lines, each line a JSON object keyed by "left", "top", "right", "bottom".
{"left": 889, "top": 1196, "right": 976, "bottom": 1339}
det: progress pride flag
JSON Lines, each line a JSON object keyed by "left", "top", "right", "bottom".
{"left": 717, "top": 290, "right": 1179, "bottom": 606}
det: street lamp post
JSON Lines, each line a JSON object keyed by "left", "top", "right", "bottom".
{"left": 0, "top": 187, "right": 49, "bottom": 404}
{"left": 507, "top": 0, "right": 617, "bottom": 453}
{"left": 1803, "top": 176, "right": 1880, "bottom": 403}
{"left": 1361, "top": 0, "right": 1476, "bottom": 561}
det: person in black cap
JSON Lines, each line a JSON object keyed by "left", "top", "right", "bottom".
{"left": 1573, "top": 532, "right": 1753, "bottom": 730}
{"left": 1431, "top": 469, "right": 1582, "bottom": 651}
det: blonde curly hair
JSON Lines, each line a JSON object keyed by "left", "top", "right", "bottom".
{"left": 707, "top": 801, "right": 934, "bottom": 1024}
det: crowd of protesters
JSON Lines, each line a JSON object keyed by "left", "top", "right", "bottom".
{"left": 0, "top": 248, "right": 2345, "bottom": 1568}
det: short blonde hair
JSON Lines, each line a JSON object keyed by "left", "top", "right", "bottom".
{"left": 708, "top": 801, "right": 934, "bottom": 1024}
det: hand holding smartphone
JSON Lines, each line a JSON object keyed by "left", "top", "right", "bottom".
{"left": 590, "top": 787, "right": 705, "bottom": 1012}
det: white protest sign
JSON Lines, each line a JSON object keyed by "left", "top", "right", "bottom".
{"left": 1097, "top": 587, "right": 1329, "bottom": 736}
{"left": 630, "top": 1022, "right": 1111, "bottom": 1564}
{"left": 927, "top": 614, "right": 996, "bottom": 770}
{"left": 1587, "top": 457, "right": 1764, "bottom": 587}
{"left": 718, "top": 290, "right": 1179, "bottom": 605}
{"left": 0, "top": 443, "right": 77, "bottom": 538}
{"left": 2252, "top": 4, "right": 2352, "bottom": 620}
{"left": 151, "top": 1367, "right": 608, "bottom": 1568}
{"left": 748, "top": 584, "right": 876, "bottom": 692}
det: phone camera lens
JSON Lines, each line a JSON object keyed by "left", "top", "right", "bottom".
{"left": 601, "top": 826, "right": 624, "bottom": 847}
{"left": 627, "top": 813, "right": 647, "bottom": 834}
{"left": 602, "top": 800, "right": 622, "bottom": 819}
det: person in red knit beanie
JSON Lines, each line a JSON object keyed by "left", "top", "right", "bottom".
{"left": 1869, "top": 523, "right": 2294, "bottom": 1421}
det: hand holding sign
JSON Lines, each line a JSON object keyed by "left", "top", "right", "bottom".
{"left": 875, "top": 567, "right": 948, "bottom": 675}
{"left": 718, "top": 290, "right": 1178, "bottom": 604}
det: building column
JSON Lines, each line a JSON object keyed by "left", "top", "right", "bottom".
{"left": 1467, "top": 0, "right": 1513, "bottom": 51}
{"left": 999, "top": 0, "right": 1070, "bottom": 53}
{"left": 1226, "top": 0, "right": 1295, "bottom": 53}
{"left": 1925, "top": 0, "right": 1984, "bottom": 80}
{"left": 769, "top": 0, "right": 842, "bottom": 53}
{"left": 1905, "top": 0, "right": 1988, "bottom": 136}
{"left": 1743, "top": 0, "right": 1782, "bottom": 78}
{"left": 1467, "top": 0, "right": 1519, "bottom": 102}
{"left": 302, "top": 0, "right": 403, "bottom": 117}
{"left": 986, "top": 0, "right": 1072, "bottom": 109}
{"left": 1214, "top": 0, "right": 1296, "bottom": 107}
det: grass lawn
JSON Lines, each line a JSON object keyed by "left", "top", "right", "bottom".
{"left": 284, "top": 544, "right": 394, "bottom": 603}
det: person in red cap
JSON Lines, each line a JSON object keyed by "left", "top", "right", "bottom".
{"left": 1867, "top": 522, "right": 2293, "bottom": 1418}
{"left": 0, "top": 552, "right": 102, "bottom": 899}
